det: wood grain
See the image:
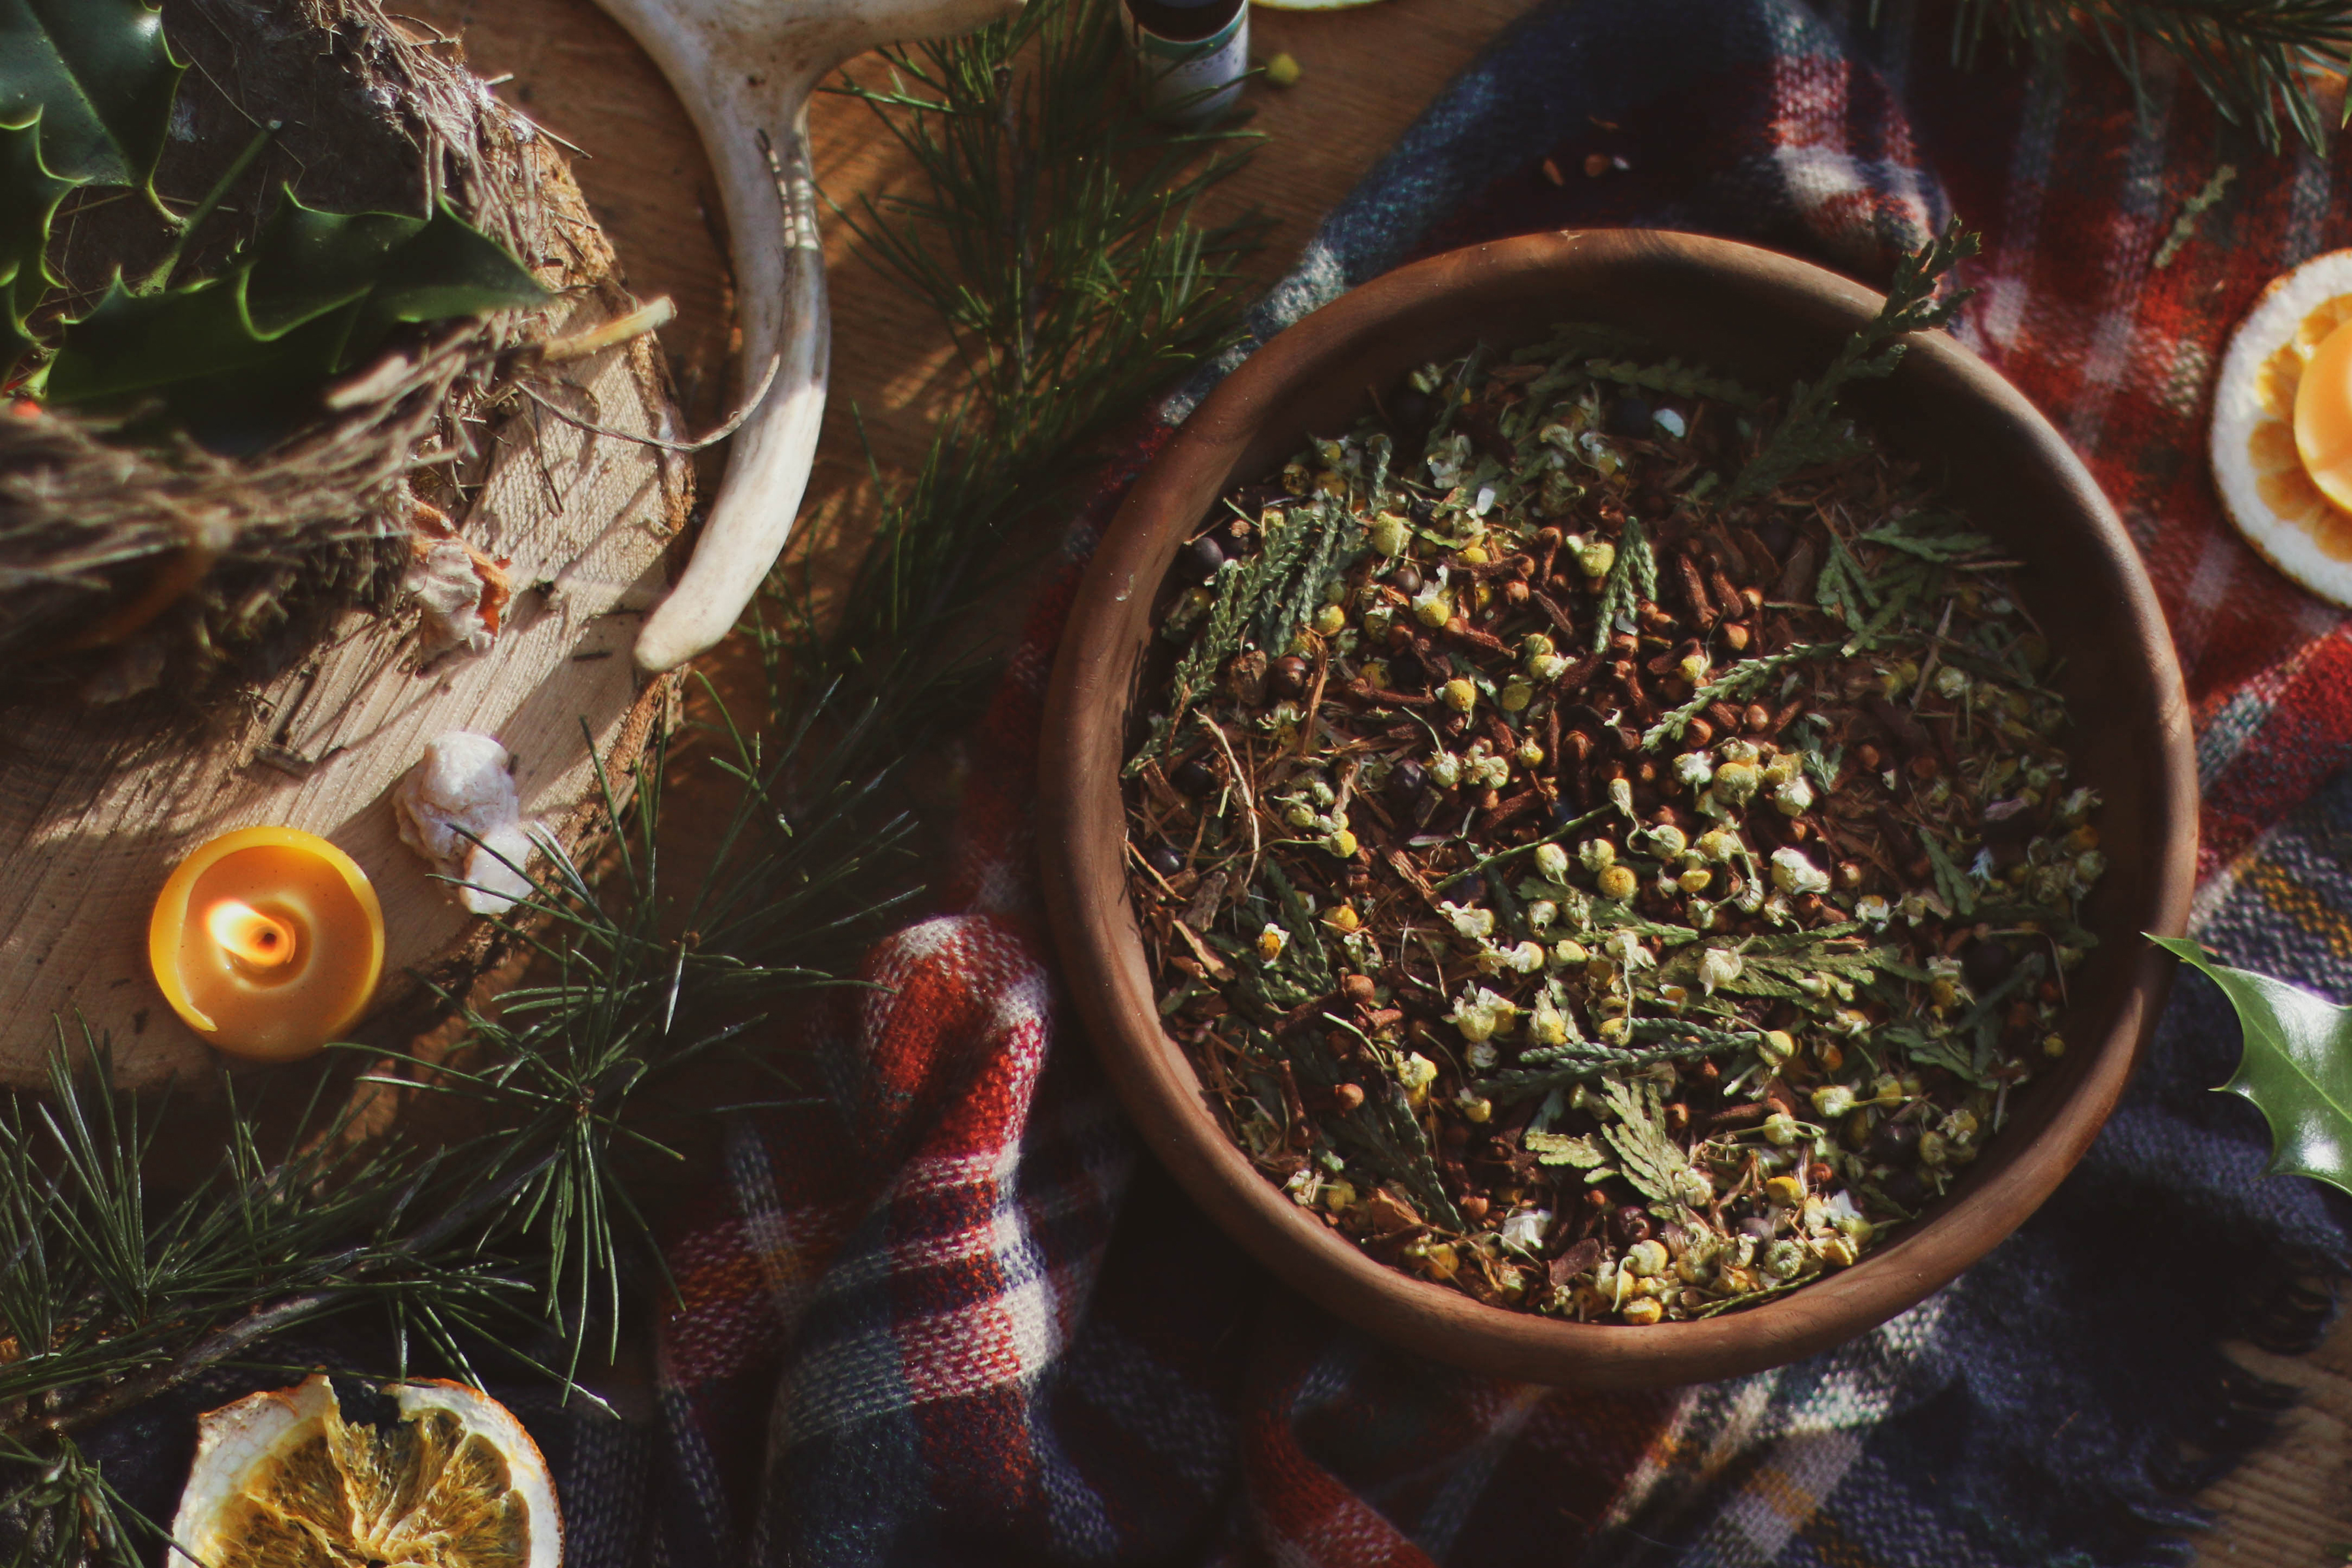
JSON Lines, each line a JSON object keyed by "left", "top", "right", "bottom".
{"left": 363, "top": 0, "right": 2352, "bottom": 1548}
{"left": 2199, "top": 1324, "right": 2352, "bottom": 1564}
{"left": 0, "top": 145, "right": 686, "bottom": 1086}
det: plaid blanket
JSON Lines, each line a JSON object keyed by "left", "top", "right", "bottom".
{"left": 630, "top": 3, "right": 2352, "bottom": 1564}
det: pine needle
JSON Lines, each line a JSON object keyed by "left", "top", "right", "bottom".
{"left": 1921, "top": 0, "right": 2352, "bottom": 154}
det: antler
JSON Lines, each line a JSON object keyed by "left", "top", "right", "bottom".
{"left": 590, "top": 0, "right": 1026, "bottom": 672}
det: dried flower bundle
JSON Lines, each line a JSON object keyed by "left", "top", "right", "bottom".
{"left": 1123, "top": 229, "right": 2114, "bottom": 1322}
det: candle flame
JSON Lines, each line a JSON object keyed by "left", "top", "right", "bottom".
{"left": 206, "top": 899, "right": 297, "bottom": 971}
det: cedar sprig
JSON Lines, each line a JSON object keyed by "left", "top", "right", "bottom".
{"left": 1641, "top": 641, "right": 1838, "bottom": 749}
{"left": 1476, "top": 1039, "right": 1729, "bottom": 1103}
{"left": 1261, "top": 863, "right": 1335, "bottom": 993}
{"left": 1140, "top": 489, "right": 1357, "bottom": 766}
{"left": 1859, "top": 513, "right": 1997, "bottom": 561}
{"left": 1582, "top": 357, "right": 1764, "bottom": 411}
{"left": 1727, "top": 218, "right": 1980, "bottom": 504}
{"left": 1506, "top": 322, "right": 1653, "bottom": 366}
{"left": 1264, "top": 498, "right": 1362, "bottom": 658}
{"left": 1475, "top": 1019, "right": 1752, "bottom": 1103}
{"left": 1523, "top": 1129, "right": 1606, "bottom": 1168}
{"left": 1924, "top": 830, "right": 1981, "bottom": 918}
{"left": 1596, "top": 1074, "right": 1701, "bottom": 1211}
{"left": 2155, "top": 163, "right": 2240, "bottom": 267}
{"left": 1341, "top": 1078, "right": 1465, "bottom": 1231}
{"left": 1590, "top": 515, "right": 1658, "bottom": 651}
{"left": 1148, "top": 558, "right": 1255, "bottom": 755}
{"left": 1813, "top": 535, "right": 1875, "bottom": 629}
{"left": 1244, "top": 1013, "right": 1462, "bottom": 1228}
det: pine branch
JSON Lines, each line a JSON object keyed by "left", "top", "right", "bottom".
{"left": 0, "top": 1433, "right": 165, "bottom": 1568}
{"left": 814, "top": 0, "right": 1262, "bottom": 772}
{"left": 0, "top": 1037, "right": 542, "bottom": 1445}
{"left": 828, "top": 1, "right": 1260, "bottom": 442}
{"left": 1928, "top": 0, "right": 2352, "bottom": 154}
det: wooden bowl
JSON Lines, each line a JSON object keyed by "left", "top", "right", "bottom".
{"left": 1038, "top": 229, "right": 2198, "bottom": 1388}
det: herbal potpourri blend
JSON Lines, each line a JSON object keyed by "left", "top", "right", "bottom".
{"left": 1121, "top": 276, "right": 2109, "bottom": 1326}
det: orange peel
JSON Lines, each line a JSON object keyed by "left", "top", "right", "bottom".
{"left": 168, "top": 1374, "right": 561, "bottom": 1568}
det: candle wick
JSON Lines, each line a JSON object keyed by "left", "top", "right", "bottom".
{"left": 206, "top": 899, "right": 299, "bottom": 972}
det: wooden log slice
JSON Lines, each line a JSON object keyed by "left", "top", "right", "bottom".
{"left": 0, "top": 137, "right": 690, "bottom": 1088}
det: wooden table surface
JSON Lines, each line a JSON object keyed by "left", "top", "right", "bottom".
{"left": 404, "top": 0, "right": 2351, "bottom": 1554}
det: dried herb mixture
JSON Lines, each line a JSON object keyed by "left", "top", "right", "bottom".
{"left": 1121, "top": 227, "right": 2112, "bottom": 1323}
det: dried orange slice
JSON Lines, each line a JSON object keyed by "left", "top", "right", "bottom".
{"left": 2212, "top": 248, "right": 2352, "bottom": 598}
{"left": 168, "top": 1374, "right": 561, "bottom": 1568}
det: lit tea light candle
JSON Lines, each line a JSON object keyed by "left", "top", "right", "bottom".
{"left": 148, "top": 826, "right": 385, "bottom": 1062}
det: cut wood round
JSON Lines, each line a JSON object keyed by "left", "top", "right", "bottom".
{"left": 0, "top": 137, "right": 691, "bottom": 1090}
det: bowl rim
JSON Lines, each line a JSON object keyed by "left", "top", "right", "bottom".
{"left": 1038, "top": 228, "right": 2198, "bottom": 1388}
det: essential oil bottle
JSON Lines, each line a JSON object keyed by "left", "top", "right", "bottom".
{"left": 1119, "top": 0, "right": 1248, "bottom": 124}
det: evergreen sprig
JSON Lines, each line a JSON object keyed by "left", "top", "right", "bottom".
{"left": 1139, "top": 476, "right": 1359, "bottom": 766}
{"left": 1727, "top": 218, "right": 1980, "bottom": 505}
{"left": 1921, "top": 0, "right": 2352, "bottom": 154}
{"left": 1591, "top": 515, "right": 1656, "bottom": 652}
{"left": 822, "top": 0, "right": 1262, "bottom": 770}
{"left": 827, "top": 0, "right": 1262, "bottom": 459}
{"left": 1597, "top": 1074, "right": 1700, "bottom": 1211}
{"left": 1582, "top": 357, "right": 1763, "bottom": 411}
{"left": 1476, "top": 1026, "right": 1738, "bottom": 1102}
{"left": 1641, "top": 641, "right": 1837, "bottom": 750}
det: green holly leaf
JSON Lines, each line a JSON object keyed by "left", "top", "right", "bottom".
{"left": 0, "top": 118, "right": 65, "bottom": 374}
{"left": 2153, "top": 936, "right": 2352, "bottom": 1198}
{"left": 0, "top": 0, "right": 182, "bottom": 188}
{"left": 46, "top": 189, "right": 546, "bottom": 451}
{"left": 0, "top": 0, "right": 180, "bottom": 375}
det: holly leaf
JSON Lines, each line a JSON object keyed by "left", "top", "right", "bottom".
{"left": 0, "top": 116, "right": 69, "bottom": 371}
{"left": 0, "top": 0, "right": 180, "bottom": 374}
{"left": 2153, "top": 936, "right": 2352, "bottom": 1197}
{"left": 0, "top": 0, "right": 182, "bottom": 188}
{"left": 46, "top": 189, "right": 546, "bottom": 451}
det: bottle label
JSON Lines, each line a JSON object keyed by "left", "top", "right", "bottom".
{"left": 1122, "top": 5, "right": 1248, "bottom": 124}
